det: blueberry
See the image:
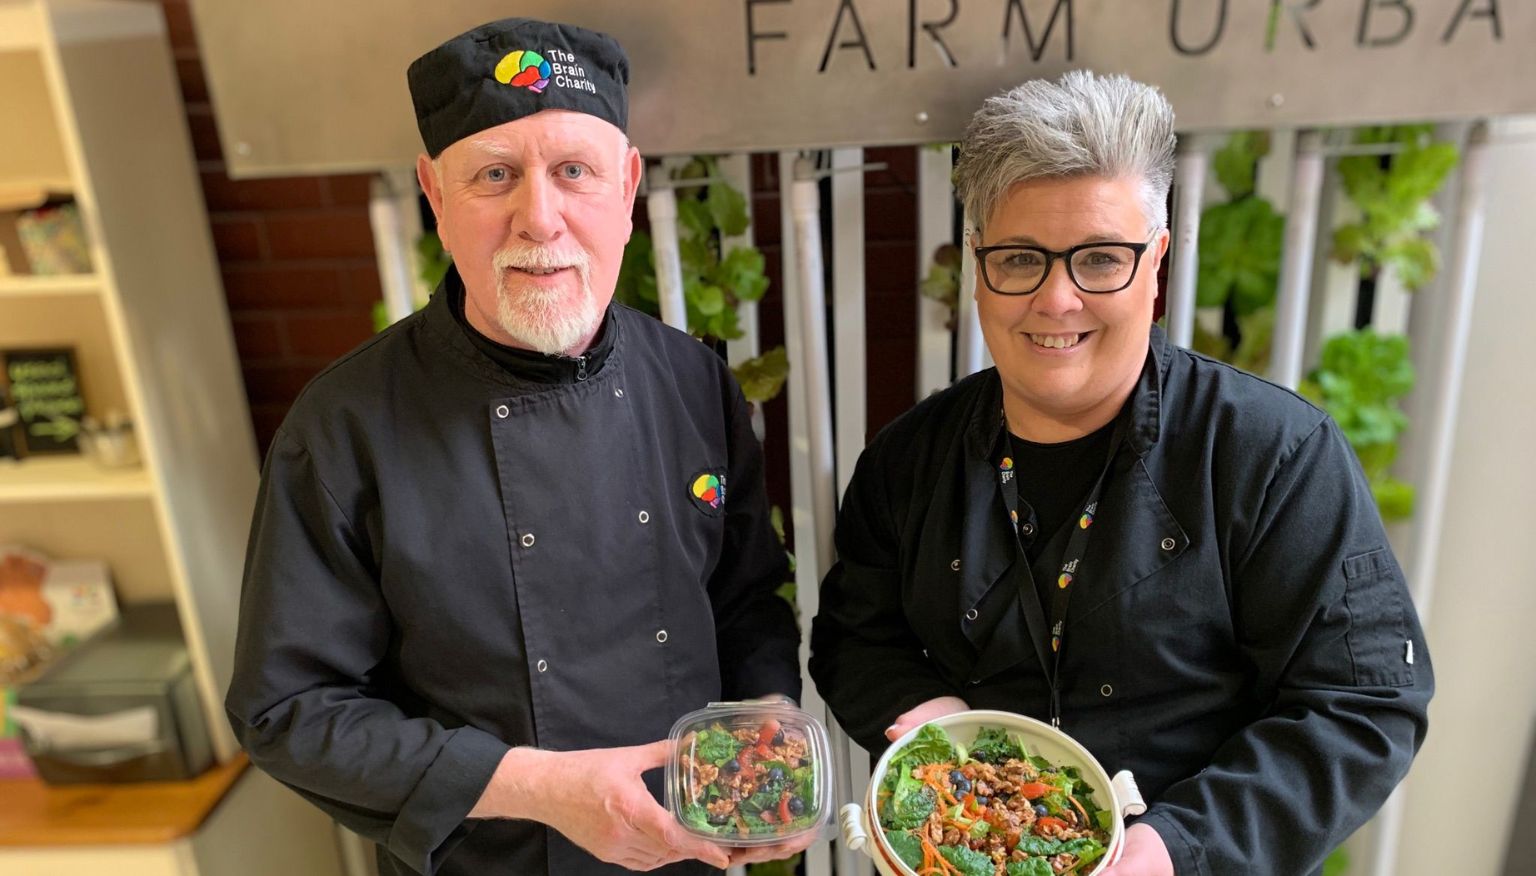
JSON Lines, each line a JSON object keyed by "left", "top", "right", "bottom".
{"left": 768, "top": 767, "right": 785, "bottom": 783}
{"left": 1034, "top": 804, "right": 1048, "bottom": 817}
{"left": 773, "top": 730, "right": 786, "bottom": 746}
{"left": 953, "top": 778, "right": 972, "bottom": 796}
{"left": 708, "top": 813, "right": 729, "bottom": 826}
{"left": 949, "top": 770, "right": 966, "bottom": 785}
{"left": 723, "top": 759, "right": 740, "bottom": 773}
{"left": 995, "top": 792, "right": 1011, "bottom": 802}
{"left": 976, "top": 797, "right": 989, "bottom": 807}
{"left": 788, "top": 796, "right": 806, "bottom": 816}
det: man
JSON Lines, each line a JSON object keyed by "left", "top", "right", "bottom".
{"left": 809, "top": 71, "right": 1432, "bottom": 875}
{"left": 226, "top": 18, "right": 805, "bottom": 875}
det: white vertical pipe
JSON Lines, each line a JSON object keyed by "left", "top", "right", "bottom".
{"left": 791, "top": 158, "right": 864, "bottom": 876}
{"left": 1365, "top": 120, "right": 1491, "bottom": 876}
{"left": 831, "top": 148, "right": 867, "bottom": 498}
{"left": 646, "top": 170, "right": 687, "bottom": 333}
{"left": 369, "top": 169, "right": 425, "bottom": 324}
{"left": 917, "top": 146, "right": 955, "bottom": 399}
{"left": 830, "top": 148, "right": 875, "bottom": 876}
{"left": 1167, "top": 136, "right": 1210, "bottom": 349}
{"left": 1269, "top": 130, "right": 1326, "bottom": 389}
{"left": 719, "top": 153, "right": 761, "bottom": 367}
{"left": 778, "top": 151, "right": 834, "bottom": 876}
{"left": 955, "top": 221, "right": 987, "bottom": 378}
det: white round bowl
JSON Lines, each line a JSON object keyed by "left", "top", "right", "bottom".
{"left": 839, "top": 709, "right": 1146, "bottom": 876}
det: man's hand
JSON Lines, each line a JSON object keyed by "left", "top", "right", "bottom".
{"left": 1098, "top": 822, "right": 1174, "bottom": 876}
{"left": 472, "top": 741, "right": 731, "bottom": 871}
{"left": 885, "top": 696, "right": 970, "bottom": 741}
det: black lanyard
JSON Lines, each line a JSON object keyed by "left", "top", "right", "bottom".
{"left": 995, "top": 413, "right": 1125, "bottom": 728}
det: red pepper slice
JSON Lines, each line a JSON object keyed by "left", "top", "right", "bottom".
{"left": 1036, "top": 816, "right": 1070, "bottom": 835}
{"left": 756, "top": 719, "right": 782, "bottom": 747}
{"left": 759, "top": 808, "right": 777, "bottom": 824}
{"left": 778, "top": 790, "right": 794, "bottom": 824}
{"left": 1018, "top": 782, "right": 1053, "bottom": 800}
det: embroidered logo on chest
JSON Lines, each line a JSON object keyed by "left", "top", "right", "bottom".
{"left": 688, "top": 469, "right": 727, "bottom": 517}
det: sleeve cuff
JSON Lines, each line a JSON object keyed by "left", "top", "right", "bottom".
{"left": 387, "top": 726, "right": 511, "bottom": 875}
{"left": 1134, "top": 810, "right": 1207, "bottom": 876}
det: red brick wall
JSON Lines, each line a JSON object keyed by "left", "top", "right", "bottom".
{"left": 163, "top": 0, "right": 382, "bottom": 455}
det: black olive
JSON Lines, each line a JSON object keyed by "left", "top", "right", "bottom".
{"left": 723, "top": 759, "right": 740, "bottom": 773}
{"left": 788, "top": 796, "right": 806, "bottom": 815}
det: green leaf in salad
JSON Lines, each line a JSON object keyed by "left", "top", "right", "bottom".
{"left": 882, "top": 724, "right": 959, "bottom": 793}
{"left": 968, "top": 727, "right": 1026, "bottom": 764}
{"left": 682, "top": 803, "right": 713, "bottom": 832}
{"left": 1006, "top": 859, "right": 1055, "bottom": 876}
{"left": 939, "top": 843, "right": 995, "bottom": 876}
{"left": 694, "top": 727, "right": 741, "bottom": 765}
{"left": 881, "top": 773, "right": 936, "bottom": 830}
{"left": 967, "top": 818, "right": 990, "bottom": 839}
{"left": 885, "top": 830, "right": 925, "bottom": 870}
{"left": 1015, "top": 836, "right": 1065, "bottom": 857}
{"left": 1064, "top": 838, "right": 1107, "bottom": 872}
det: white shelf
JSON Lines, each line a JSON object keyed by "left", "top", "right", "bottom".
{"left": 0, "top": 273, "right": 98, "bottom": 297}
{"left": 0, "top": 453, "right": 151, "bottom": 502}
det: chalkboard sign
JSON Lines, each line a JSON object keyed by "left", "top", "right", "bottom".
{"left": 1, "top": 348, "right": 84, "bottom": 455}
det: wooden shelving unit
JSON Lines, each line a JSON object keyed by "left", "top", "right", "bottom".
{"left": 0, "top": 2, "right": 344, "bottom": 873}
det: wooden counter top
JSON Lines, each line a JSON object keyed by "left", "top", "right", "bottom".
{"left": 0, "top": 755, "right": 247, "bottom": 846}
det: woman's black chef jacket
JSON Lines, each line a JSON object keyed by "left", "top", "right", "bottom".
{"left": 809, "top": 326, "right": 1433, "bottom": 875}
{"left": 226, "top": 270, "right": 801, "bottom": 876}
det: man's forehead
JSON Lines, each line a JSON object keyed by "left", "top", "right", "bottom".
{"left": 447, "top": 111, "right": 626, "bottom": 162}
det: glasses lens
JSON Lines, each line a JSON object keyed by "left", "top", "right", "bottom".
{"left": 1070, "top": 245, "right": 1138, "bottom": 292}
{"left": 982, "top": 248, "right": 1047, "bottom": 294}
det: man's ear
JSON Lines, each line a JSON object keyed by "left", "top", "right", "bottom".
{"left": 622, "top": 145, "right": 643, "bottom": 215}
{"left": 417, "top": 153, "right": 448, "bottom": 250}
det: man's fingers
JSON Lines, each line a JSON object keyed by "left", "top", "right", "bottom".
{"left": 633, "top": 799, "right": 730, "bottom": 868}
{"left": 630, "top": 738, "right": 675, "bottom": 770}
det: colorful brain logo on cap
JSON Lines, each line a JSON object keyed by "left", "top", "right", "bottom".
{"left": 1057, "top": 572, "right": 1073, "bottom": 590}
{"left": 999, "top": 457, "right": 1013, "bottom": 472}
{"left": 495, "top": 50, "right": 553, "bottom": 94}
{"left": 1079, "top": 511, "right": 1094, "bottom": 529}
{"left": 692, "top": 473, "right": 724, "bottom": 510}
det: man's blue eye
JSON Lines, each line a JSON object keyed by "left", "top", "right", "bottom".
{"left": 561, "top": 164, "right": 585, "bottom": 180}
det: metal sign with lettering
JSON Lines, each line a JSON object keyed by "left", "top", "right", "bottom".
{"left": 188, "top": 0, "right": 1531, "bottom": 177}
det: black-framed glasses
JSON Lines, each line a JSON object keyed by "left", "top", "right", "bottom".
{"left": 974, "top": 235, "right": 1156, "bottom": 296}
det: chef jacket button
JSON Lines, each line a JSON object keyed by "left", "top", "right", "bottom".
{"left": 536, "top": 659, "right": 548, "bottom": 673}
{"left": 950, "top": 558, "right": 961, "bottom": 571}
{"left": 638, "top": 510, "right": 650, "bottom": 524}
{"left": 965, "top": 608, "right": 978, "bottom": 621}
{"left": 1021, "top": 522, "right": 1035, "bottom": 536}
{"left": 615, "top": 388, "right": 625, "bottom": 398}
{"left": 495, "top": 404, "right": 510, "bottom": 419}
{"left": 656, "top": 630, "right": 668, "bottom": 643}
{"left": 1100, "top": 684, "right": 1114, "bottom": 697}
{"left": 520, "top": 533, "right": 535, "bottom": 548}
{"left": 1160, "top": 537, "right": 1177, "bottom": 551}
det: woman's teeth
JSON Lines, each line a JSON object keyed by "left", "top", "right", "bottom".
{"left": 1030, "top": 333, "right": 1083, "bottom": 349}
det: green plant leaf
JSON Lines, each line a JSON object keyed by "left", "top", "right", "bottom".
{"left": 1382, "top": 236, "right": 1438, "bottom": 291}
{"left": 1212, "top": 130, "right": 1270, "bottom": 200}
{"left": 707, "top": 181, "right": 751, "bottom": 237}
{"left": 678, "top": 197, "right": 714, "bottom": 241}
{"left": 732, "top": 346, "right": 789, "bottom": 404}
{"left": 1198, "top": 196, "right": 1284, "bottom": 313}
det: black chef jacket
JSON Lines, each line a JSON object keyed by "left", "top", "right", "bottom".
{"left": 809, "top": 325, "right": 1433, "bottom": 875}
{"left": 226, "top": 267, "right": 801, "bottom": 876}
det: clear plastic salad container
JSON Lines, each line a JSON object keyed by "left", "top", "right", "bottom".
{"left": 666, "top": 701, "right": 834, "bottom": 846}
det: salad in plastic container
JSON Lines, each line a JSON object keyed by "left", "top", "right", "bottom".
{"left": 839, "top": 710, "right": 1146, "bottom": 876}
{"left": 666, "top": 701, "right": 834, "bottom": 846}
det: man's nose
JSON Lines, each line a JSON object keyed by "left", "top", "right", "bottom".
{"left": 512, "top": 173, "right": 564, "bottom": 244}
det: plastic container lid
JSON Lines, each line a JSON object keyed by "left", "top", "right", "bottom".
{"left": 666, "top": 701, "right": 834, "bottom": 847}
